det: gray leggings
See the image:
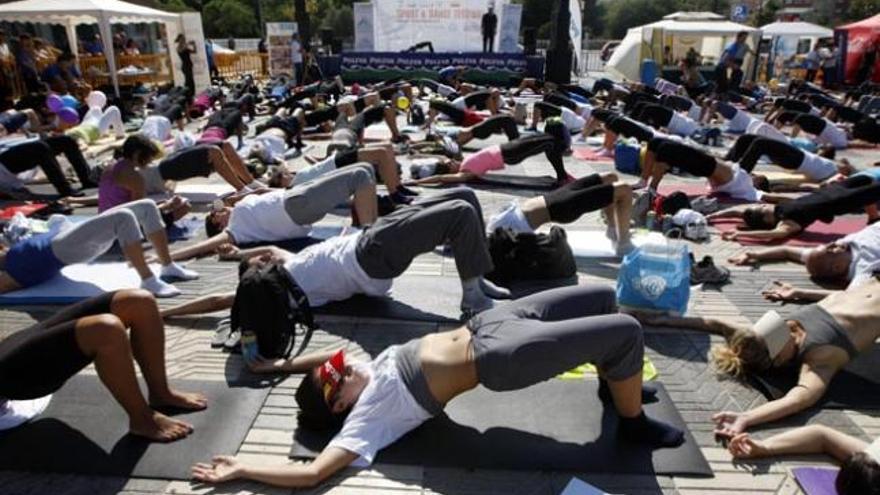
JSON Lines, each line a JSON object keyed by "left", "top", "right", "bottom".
{"left": 356, "top": 187, "right": 492, "bottom": 280}
{"left": 468, "top": 285, "right": 643, "bottom": 386}
{"left": 282, "top": 163, "right": 375, "bottom": 225}
{"left": 51, "top": 199, "right": 165, "bottom": 265}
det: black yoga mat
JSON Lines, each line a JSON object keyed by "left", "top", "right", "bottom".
{"left": 0, "top": 376, "right": 269, "bottom": 479}
{"left": 476, "top": 173, "right": 559, "bottom": 190}
{"left": 316, "top": 275, "right": 464, "bottom": 323}
{"left": 290, "top": 380, "right": 712, "bottom": 476}
{"left": 748, "top": 343, "right": 880, "bottom": 409}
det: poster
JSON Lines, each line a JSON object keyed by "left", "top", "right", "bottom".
{"left": 180, "top": 12, "right": 210, "bottom": 94}
{"left": 498, "top": 3, "right": 522, "bottom": 53}
{"left": 266, "top": 22, "right": 299, "bottom": 77}
{"left": 373, "top": 0, "right": 487, "bottom": 52}
{"left": 569, "top": 0, "right": 582, "bottom": 70}
{"left": 354, "top": 3, "right": 375, "bottom": 52}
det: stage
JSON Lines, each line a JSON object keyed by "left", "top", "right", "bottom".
{"left": 318, "top": 52, "right": 545, "bottom": 85}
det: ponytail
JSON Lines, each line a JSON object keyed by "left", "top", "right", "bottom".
{"left": 710, "top": 328, "right": 772, "bottom": 377}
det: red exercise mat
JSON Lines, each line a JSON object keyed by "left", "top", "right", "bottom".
{"left": 711, "top": 216, "right": 867, "bottom": 246}
{"left": 0, "top": 203, "right": 48, "bottom": 220}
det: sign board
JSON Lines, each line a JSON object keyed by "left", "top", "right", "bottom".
{"left": 372, "top": 0, "right": 487, "bottom": 52}
{"left": 266, "top": 22, "right": 299, "bottom": 77}
{"left": 730, "top": 4, "right": 749, "bottom": 23}
{"left": 570, "top": 0, "right": 583, "bottom": 69}
{"left": 354, "top": 3, "right": 375, "bottom": 52}
{"left": 498, "top": 3, "right": 522, "bottom": 53}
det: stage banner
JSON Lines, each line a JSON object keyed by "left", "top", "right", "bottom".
{"left": 498, "top": 3, "right": 522, "bottom": 53}
{"left": 373, "top": 0, "right": 485, "bottom": 52}
{"left": 336, "top": 52, "right": 535, "bottom": 84}
{"left": 266, "top": 22, "right": 298, "bottom": 77}
{"left": 354, "top": 3, "right": 375, "bottom": 52}
{"left": 180, "top": 13, "right": 210, "bottom": 94}
{"left": 569, "top": 0, "right": 583, "bottom": 70}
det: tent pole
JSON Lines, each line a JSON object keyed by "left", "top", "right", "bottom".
{"left": 98, "top": 13, "right": 120, "bottom": 97}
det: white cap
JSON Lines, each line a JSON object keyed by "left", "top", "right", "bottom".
{"left": 753, "top": 310, "right": 790, "bottom": 360}
{"left": 865, "top": 437, "right": 880, "bottom": 465}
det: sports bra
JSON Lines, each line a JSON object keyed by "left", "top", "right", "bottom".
{"left": 790, "top": 304, "right": 858, "bottom": 361}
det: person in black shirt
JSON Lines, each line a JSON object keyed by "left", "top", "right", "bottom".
{"left": 176, "top": 34, "right": 196, "bottom": 97}
{"left": 481, "top": 7, "right": 498, "bottom": 53}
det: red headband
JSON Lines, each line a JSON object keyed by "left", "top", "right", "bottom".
{"left": 319, "top": 350, "right": 346, "bottom": 404}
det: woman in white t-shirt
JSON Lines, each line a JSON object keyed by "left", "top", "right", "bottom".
{"left": 724, "top": 135, "right": 853, "bottom": 190}
{"left": 191, "top": 285, "right": 684, "bottom": 489}
{"left": 0, "top": 290, "right": 206, "bottom": 440}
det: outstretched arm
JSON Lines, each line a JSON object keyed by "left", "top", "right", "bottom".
{"left": 247, "top": 349, "right": 340, "bottom": 374}
{"left": 160, "top": 292, "right": 234, "bottom": 318}
{"left": 634, "top": 313, "right": 745, "bottom": 339}
{"left": 192, "top": 446, "right": 358, "bottom": 488}
{"left": 168, "top": 232, "right": 232, "bottom": 262}
{"left": 727, "top": 424, "right": 868, "bottom": 461}
{"left": 407, "top": 171, "right": 476, "bottom": 186}
{"left": 714, "top": 364, "right": 835, "bottom": 438}
{"left": 761, "top": 281, "right": 837, "bottom": 303}
{"left": 722, "top": 221, "right": 801, "bottom": 242}
{"left": 728, "top": 246, "right": 808, "bottom": 266}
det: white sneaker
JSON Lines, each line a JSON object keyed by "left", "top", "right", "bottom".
{"left": 141, "top": 276, "right": 181, "bottom": 298}
{"left": 161, "top": 262, "right": 199, "bottom": 281}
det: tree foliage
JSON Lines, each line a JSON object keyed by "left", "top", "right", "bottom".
{"left": 603, "top": 0, "right": 679, "bottom": 38}
{"left": 202, "top": 0, "right": 258, "bottom": 37}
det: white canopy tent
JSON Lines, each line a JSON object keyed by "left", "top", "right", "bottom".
{"left": 0, "top": 0, "right": 180, "bottom": 96}
{"left": 760, "top": 21, "right": 833, "bottom": 38}
{"left": 606, "top": 15, "right": 761, "bottom": 81}
{"left": 760, "top": 21, "right": 832, "bottom": 77}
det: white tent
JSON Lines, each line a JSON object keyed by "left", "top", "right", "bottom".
{"left": 761, "top": 21, "right": 833, "bottom": 38}
{"left": 0, "top": 0, "right": 180, "bottom": 96}
{"left": 606, "top": 16, "right": 761, "bottom": 81}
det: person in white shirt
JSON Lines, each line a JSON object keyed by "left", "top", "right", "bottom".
{"left": 191, "top": 285, "right": 684, "bottom": 490}
{"left": 0, "top": 290, "right": 206, "bottom": 441}
{"left": 724, "top": 135, "right": 854, "bottom": 188}
{"left": 729, "top": 221, "right": 880, "bottom": 303}
{"left": 290, "top": 33, "right": 305, "bottom": 85}
{"left": 167, "top": 164, "right": 378, "bottom": 262}
{"left": 631, "top": 102, "right": 699, "bottom": 138}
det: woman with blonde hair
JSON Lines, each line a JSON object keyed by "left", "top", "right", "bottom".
{"left": 638, "top": 275, "right": 880, "bottom": 439}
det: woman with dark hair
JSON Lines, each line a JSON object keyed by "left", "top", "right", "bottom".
{"left": 407, "top": 131, "right": 571, "bottom": 186}
{"left": 638, "top": 276, "right": 880, "bottom": 440}
{"left": 708, "top": 174, "right": 880, "bottom": 242}
{"left": 727, "top": 425, "right": 879, "bottom": 495}
{"left": 176, "top": 35, "right": 196, "bottom": 97}
{"left": 0, "top": 290, "right": 207, "bottom": 441}
{"left": 191, "top": 284, "right": 683, "bottom": 489}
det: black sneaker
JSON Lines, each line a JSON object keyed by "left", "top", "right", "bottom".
{"left": 690, "top": 255, "right": 730, "bottom": 285}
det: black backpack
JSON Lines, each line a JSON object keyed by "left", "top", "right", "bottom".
{"left": 230, "top": 263, "right": 316, "bottom": 358}
{"left": 486, "top": 226, "right": 576, "bottom": 287}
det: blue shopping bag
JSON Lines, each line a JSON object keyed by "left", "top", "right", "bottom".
{"left": 616, "top": 240, "right": 691, "bottom": 315}
{"left": 614, "top": 142, "right": 641, "bottom": 174}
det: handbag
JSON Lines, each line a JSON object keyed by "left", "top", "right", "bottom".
{"left": 616, "top": 238, "right": 691, "bottom": 315}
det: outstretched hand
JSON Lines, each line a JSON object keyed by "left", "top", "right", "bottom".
{"left": 728, "top": 252, "right": 758, "bottom": 266}
{"left": 216, "top": 243, "right": 240, "bottom": 261}
{"left": 713, "top": 411, "right": 749, "bottom": 439}
{"left": 761, "top": 281, "right": 798, "bottom": 302}
{"left": 191, "top": 455, "right": 242, "bottom": 484}
{"left": 727, "top": 433, "right": 771, "bottom": 459}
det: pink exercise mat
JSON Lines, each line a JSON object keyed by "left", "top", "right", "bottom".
{"left": 711, "top": 216, "right": 867, "bottom": 246}
{"left": 573, "top": 146, "right": 614, "bottom": 162}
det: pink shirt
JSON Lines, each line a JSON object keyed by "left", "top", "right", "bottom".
{"left": 197, "top": 127, "right": 227, "bottom": 145}
{"left": 460, "top": 145, "right": 503, "bottom": 176}
{"left": 98, "top": 159, "right": 133, "bottom": 212}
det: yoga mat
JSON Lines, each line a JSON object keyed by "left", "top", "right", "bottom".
{"left": 747, "top": 343, "right": 880, "bottom": 409}
{"left": 760, "top": 171, "right": 809, "bottom": 185}
{"left": 315, "top": 275, "right": 465, "bottom": 323}
{"left": 173, "top": 183, "right": 236, "bottom": 203}
{"left": 0, "top": 262, "right": 161, "bottom": 305}
{"left": 238, "top": 225, "right": 348, "bottom": 253}
{"left": 793, "top": 467, "right": 840, "bottom": 495}
{"left": 565, "top": 230, "right": 665, "bottom": 259}
{"left": 0, "top": 375, "right": 268, "bottom": 480}
{"left": 573, "top": 147, "right": 614, "bottom": 162}
{"left": 711, "top": 217, "right": 866, "bottom": 247}
{"left": 0, "top": 202, "right": 48, "bottom": 220}
{"left": 290, "top": 381, "right": 711, "bottom": 476}
{"left": 560, "top": 478, "right": 610, "bottom": 495}
{"left": 476, "top": 173, "right": 559, "bottom": 190}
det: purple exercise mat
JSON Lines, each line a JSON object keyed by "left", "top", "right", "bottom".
{"left": 792, "top": 467, "right": 840, "bottom": 495}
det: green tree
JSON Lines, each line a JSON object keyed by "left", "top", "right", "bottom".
{"left": 202, "top": 0, "right": 259, "bottom": 37}
{"left": 848, "top": 0, "right": 880, "bottom": 21}
{"left": 155, "top": 0, "right": 191, "bottom": 12}
{"left": 750, "top": 0, "right": 780, "bottom": 27}
{"left": 583, "top": 0, "right": 606, "bottom": 37}
{"left": 603, "top": 0, "right": 678, "bottom": 38}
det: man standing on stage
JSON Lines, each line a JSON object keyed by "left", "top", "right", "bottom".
{"left": 482, "top": 6, "right": 498, "bottom": 53}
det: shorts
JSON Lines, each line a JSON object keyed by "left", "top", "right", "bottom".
{"left": 0, "top": 292, "right": 116, "bottom": 400}
{"left": 157, "top": 144, "right": 215, "bottom": 181}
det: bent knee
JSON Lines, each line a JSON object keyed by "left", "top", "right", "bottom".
{"left": 600, "top": 172, "right": 619, "bottom": 183}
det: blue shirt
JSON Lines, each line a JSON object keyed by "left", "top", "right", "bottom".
{"left": 720, "top": 41, "right": 747, "bottom": 65}
{"left": 5, "top": 232, "right": 65, "bottom": 288}
{"left": 438, "top": 66, "right": 459, "bottom": 84}
{"left": 854, "top": 168, "right": 880, "bottom": 182}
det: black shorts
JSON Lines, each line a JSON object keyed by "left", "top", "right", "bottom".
{"left": 544, "top": 173, "right": 614, "bottom": 220}
{"left": 158, "top": 144, "right": 215, "bottom": 181}
{"left": 0, "top": 292, "right": 117, "bottom": 400}
{"left": 258, "top": 116, "right": 301, "bottom": 140}
{"left": 334, "top": 148, "right": 359, "bottom": 168}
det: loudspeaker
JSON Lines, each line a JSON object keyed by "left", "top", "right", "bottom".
{"left": 544, "top": 0, "right": 572, "bottom": 84}
{"left": 548, "top": 0, "right": 570, "bottom": 51}
{"left": 545, "top": 48, "right": 572, "bottom": 84}
{"left": 523, "top": 28, "right": 537, "bottom": 56}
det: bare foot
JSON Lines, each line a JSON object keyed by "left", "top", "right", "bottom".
{"left": 130, "top": 411, "right": 194, "bottom": 442}
{"left": 150, "top": 389, "right": 208, "bottom": 411}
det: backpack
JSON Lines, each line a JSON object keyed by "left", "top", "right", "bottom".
{"left": 486, "top": 226, "right": 576, "bottom": 287}
{"left": 230, "top": 262, "right": 316, "bottom": 358}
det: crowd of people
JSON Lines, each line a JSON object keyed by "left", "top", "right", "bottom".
{"left": 0, "top": 25, "right": 878, "bottom": 494}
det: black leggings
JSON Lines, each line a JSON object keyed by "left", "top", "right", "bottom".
{"left": 0, "top": 292, "right": 117, "bottom": 400}
{"left": 773, "top": 97, "right": 813, "bottom": 114}
{"left": 544, "top": 92, "right": 580, "bottom": 113}
{"left": 633, "top": 103, "right": 674, "bottom": 129}
{"left": 256, "top": 115, "right": 301, "bottom": 145}
{"left": 430, "top": 100, "right": 466, "bottom": 126}
{"left": 623, "top": 91, "right": 660, "bottom": 114}
{"left": 534, "top": 101, "right": 563, "bottom": 119}
{"left": 499, "top": 134, "right": 567, "bottom": 180}
{"left": 660, "top": 94, "right": 695, "bottom": 113}
{"left": 470, "top": 115, "right": 519, "bottom": 140}
{"left": 418, "top": 79, "right": 457, "bottom": 99}
{"left": 543, "top": 173, "right": 614, "bottom": 223}
{"left": 607, "top": 115, "right": 655, "bottom": 143}
{"left": 0, "top": 140, "right": 76, "bottom": 195}
{"left": 653, "top": 139, "right": 717, "bottom": 177}
{"left": 43, "top": 135, "right": 94, "bottom": 186}
{"left": 463, "top": 91, "right": 492, "bottom": 110}
{"left": 729, "top": 135, "right": 805, "bottom": 173}
{"left": 349, "top": 104, "right": 388, "bottom": 134}
{"left": 304, "top": 105, "right": 340, "bottom": 127}
{"left": 793, "top": 113, "right": 828, "bottom": 135}
{"left": 853, "top": 118, "right": 880, "bottom": 143}
{"left": 207, "top": 108, "right": 243, "bottom": 136}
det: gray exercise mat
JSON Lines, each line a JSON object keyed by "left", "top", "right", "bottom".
{"left": 0, "top": 376, "right": 269, "bottom": 479}
{"left": 316, "top": 275, "right": 465, "bottom": 323}
{"left": 476, "top": 173, "right": 559, "bottom": 190}
{"left": 290, "top": 381, "right": 712, "bottom": 476}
